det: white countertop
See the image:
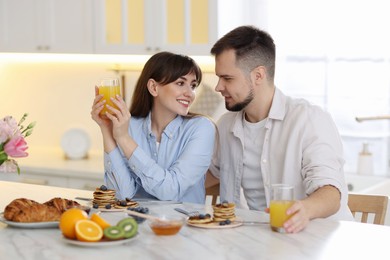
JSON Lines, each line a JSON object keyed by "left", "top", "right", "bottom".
{"left": 1, "top": 181, "right": 390, "bottom": 260}
{"left": 18, "top": 147, "right": 103, "bottom": 179}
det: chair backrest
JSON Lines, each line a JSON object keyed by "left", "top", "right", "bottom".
{"left": 205, "top": 184, "right": 220, "bottom": 205}
{"left": 348, "top": 193, "right": 388, "bottom": 225}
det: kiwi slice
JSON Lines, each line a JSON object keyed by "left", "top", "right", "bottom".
{"left": 117, "top": 217, "right": 138, "bottom": 239}
{"left": 103, "top": 226, "right": 125, "bottom": 240}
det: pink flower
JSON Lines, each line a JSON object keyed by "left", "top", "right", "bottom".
{"left": 4, "top": 136, "right": 29, "bottom": 158}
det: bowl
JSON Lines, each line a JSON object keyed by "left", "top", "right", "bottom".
{"left": 148, "top": 215, "right": 185, "bottom": 236}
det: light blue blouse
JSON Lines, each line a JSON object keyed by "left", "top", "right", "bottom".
{"left": 104, "top": 112, "right": 215, "bottom": 204}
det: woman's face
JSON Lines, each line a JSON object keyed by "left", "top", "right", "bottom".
{"left": 153, "top": 72, "right": 198, "bottom": 117}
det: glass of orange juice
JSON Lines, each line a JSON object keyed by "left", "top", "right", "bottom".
{"left": 269, "top": 184, "right": 294, "bottom": 233}
{"left": 98, "top": 78, "right": 121, "bottom": 116}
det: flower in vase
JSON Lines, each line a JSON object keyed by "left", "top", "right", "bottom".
{"left": 0, "top": 113, "right": 35, "bottom": 174}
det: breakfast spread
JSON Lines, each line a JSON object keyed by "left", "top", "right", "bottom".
{"left": 4, "top": 197, "right": 81, "bottom": 222}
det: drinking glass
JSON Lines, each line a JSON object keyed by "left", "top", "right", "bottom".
{"left": 98, "top": 78, "right": 121, "bottom": 116}
{"left": 269, "top": 184, "right": 294, "bottom": 233}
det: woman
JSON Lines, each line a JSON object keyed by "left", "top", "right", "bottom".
{"left": 91, "top": 52, "right": 215, "bottom": 203}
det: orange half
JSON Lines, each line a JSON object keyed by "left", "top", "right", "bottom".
{"left": 75, "top": 219, "right": 103, "bottom": 242}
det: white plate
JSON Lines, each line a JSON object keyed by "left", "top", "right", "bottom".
{"left": 61, "top": 128, "right": 91, "bottom": 160}
{"left": 61, "top": 234, "right": 138, "bottom": 247}
{"left": 0, "top": 213, "right": 58, "bottom": 229}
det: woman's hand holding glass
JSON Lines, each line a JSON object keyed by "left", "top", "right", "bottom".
{"left": 91, "top": 86, "right": 112, "bottom": 129}
{"left": 104, "top": 94, "right": 131, "bottom": 142}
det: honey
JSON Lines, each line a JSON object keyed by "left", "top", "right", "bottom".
{"left": 150, "top": 222, "right": 183, "bottom": 236}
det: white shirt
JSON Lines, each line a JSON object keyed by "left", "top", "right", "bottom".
{"left": 209, "top": 88, "right": 354, "bottom": 221}
{"left": 242, "top": 116, "right": 267, "bottom": 210}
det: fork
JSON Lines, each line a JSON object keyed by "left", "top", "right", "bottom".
{"left": 174, "top": 208, "right": 200, "bottom": 217}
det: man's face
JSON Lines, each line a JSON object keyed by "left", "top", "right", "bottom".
{"left": 214, "top": 49, "right": 254, "bottom": 112}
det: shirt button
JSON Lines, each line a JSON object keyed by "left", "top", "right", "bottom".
{"left": 132, "top": 166, "right": 136, "bottom": 170}
{"left": 262, "top": 159, "right": 267, "bottom": 163}
{"left": 154, "top": 153, "right": 157, "bottom": 156}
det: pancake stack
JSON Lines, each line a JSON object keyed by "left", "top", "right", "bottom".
{"left": 92, "top": 186, "right": 116, "bottom": 208}
{"left": 212, "top": 202, "right": 236, "bottom": 222}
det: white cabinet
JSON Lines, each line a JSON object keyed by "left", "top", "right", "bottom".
{"left": 0, "top": 0, "right": 93, "bottom": 53}
{"left": 0, "top": 170, "right": 103, "bottom": 191}
{"left": 94, "top": 0, "right": 218, "bottom": 56}
{"left": 0, "top": 171, "right": 67, "bottom": 187}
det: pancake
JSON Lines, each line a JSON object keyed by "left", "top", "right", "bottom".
{"left": 213, "top": 216, "right": 237, "bottom": 222}
{"left": 113, "top": 198, "right": 139, "bottom": 209}
{"left": 213, "top": 212, "right": 236, "bottom": 218}
{"left": 187, "top": 214, "right": 213, "bottom": 224}
{"left": 212, "top": 202, "right": 235, "bottom": 212}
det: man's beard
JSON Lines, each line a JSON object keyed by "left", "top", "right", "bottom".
{"left": 226, "top": 88, "right": 254, "bottom": 112}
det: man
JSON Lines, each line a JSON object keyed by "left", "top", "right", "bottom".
{"left": 207, "top": 25, "right": 353, "bottom": 233}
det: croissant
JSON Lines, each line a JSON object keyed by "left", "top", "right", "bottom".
{"left": 11, "top": 203, "right": 62, "bottom": 222}
{"left": 3, "top": 197, "right": 82, "bottom": 222}
{"left": 3, "top": 198, "right": 41, "bottom": 221}
{"left": 43, "top": 197, "right": 80, "bottom": 213}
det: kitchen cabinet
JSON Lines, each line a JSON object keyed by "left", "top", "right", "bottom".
{"left": 94, "top": 0, "right": 218, "bottom": 55}
{"left": 0, "top": 0, "right": 93, "bottom": 53}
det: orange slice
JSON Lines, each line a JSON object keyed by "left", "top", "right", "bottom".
{"left": 75, "top": 219, "right": 103, "bottom": 242}
{"left": 90, "top": 213, "right": 111, "bottom": 229}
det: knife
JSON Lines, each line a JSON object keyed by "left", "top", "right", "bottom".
{"left": 74, "top": 197, "right": 93, "bottom": 201}
{"left": 237, "top": 220, "right": 269, "bottom": 225}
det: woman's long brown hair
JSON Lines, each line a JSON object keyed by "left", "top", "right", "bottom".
{"left": 130, "top": 52, "right": 202, "bottom": 119}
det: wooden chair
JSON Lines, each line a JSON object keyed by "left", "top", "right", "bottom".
{"left": 348, "top": 193, "right": 388, "bottom": 225}
{"left": 205, "top": 184, "right": 220, "bottom": 205}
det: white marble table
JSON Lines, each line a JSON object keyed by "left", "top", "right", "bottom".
{"left": 1, "top": 181, "right": 390, "bottom": 260}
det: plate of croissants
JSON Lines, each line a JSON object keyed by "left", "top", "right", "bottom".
{"left": 0, "top": 197, "right": 87, "bottom": 228}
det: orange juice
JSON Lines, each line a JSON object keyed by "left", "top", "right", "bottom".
{"left": 99, "top": 85, "right": 121, "bottom": 116}
{"left": 269, "top": 200, "right": 294, "bottom": 232}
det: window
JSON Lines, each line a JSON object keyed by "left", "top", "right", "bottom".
{"left": 263, "top": 0, "right": 390, "bottom": 175}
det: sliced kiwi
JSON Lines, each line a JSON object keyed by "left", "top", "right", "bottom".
{"left": 103, "top": 226, "right": 125, "bottom": 240}
{"left": 117, "top": 217, "right": 138, "bottom": 239}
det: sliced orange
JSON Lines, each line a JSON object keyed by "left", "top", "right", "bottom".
{"left": 59, "top": 208, "right": 88, "bottom": 239}
{"left": 75, "top": 219, "right": 103, "bottom": 242}
{"left": 90, "top": 213, "right": 111, "bottom": 229}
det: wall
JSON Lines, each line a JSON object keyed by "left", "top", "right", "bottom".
{"left": 0, "top": 54, "right": 223, "bottom": 157}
